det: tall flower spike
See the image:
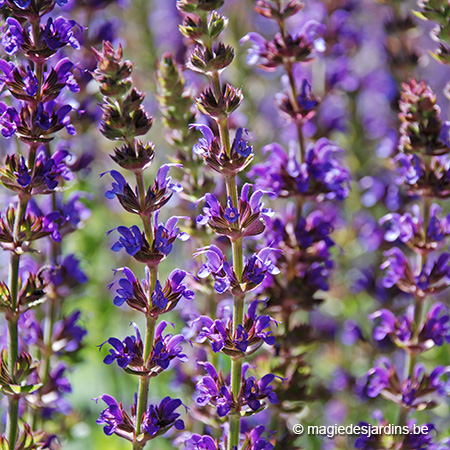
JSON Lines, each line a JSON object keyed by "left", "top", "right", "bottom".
{"left": 0, "top": 0, "right": 89, "bottom": 445}
{"left": 177, "top": 0, "right": 288, "bottom": 447}
{"left": 94, "top": 41, "right": 188, "bottom": 449}
{"left": 358, "top": 75, "right": 450, "bottom": 449}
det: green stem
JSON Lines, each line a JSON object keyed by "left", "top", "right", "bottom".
{"left": 7, "top": 392, "right": 19, "bottom": 448}
{"left": 133, "top": 169, "right": 157, "bottom": 449}
{"left": 7, "top": 263, "right": 19, "bottom": 446}
{"left": 134, "top": 314, "right": 156, "bottom": 448}
{"left": 229, "top": 301, "right": 244, "bottom": 449}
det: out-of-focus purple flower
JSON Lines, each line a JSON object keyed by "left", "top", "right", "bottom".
{"left": 2, "top": 17, "right": 25, "bottom": 55}
{"left": 240, "top": 20, "right": 325, "bottom": 70}
{"left": 419, "top": 302, "right": 450, "bottom": 347}
{"left": 341, "top": 320, "right": 364, "bottom": 346}
{"left": 369, "top": 308, "right": 413, "bottom": 343}
{"left": 46, "top": 254, "right": 88, "bottom": 288}
{"left": 37, "top": 363, "right": 72, "bottom": 417}
{"left": 298, "top": 79, "right": 318, "bottom": 111}
{"left": 250, "top": 139, "right": 350, "bottom": 201}
{"left": 362, "top": 358, "right": 450, "bottom": 409}
{"left": 363, "top": 357, "right": 393, "bottom": 398}
{"left": 14, "top": 156, "right": 32, "bottom": 187}
{"left": 42, "top": 17, "right": 81, "bottom": 51}
{"left": 52, "top": 310, "right": 87, "bottom": 353}
{"left": 183, "top": 434, "right": 218, "bottom": 450}
{"left": 0, "top": 102, "right": 21, "bottom": 138}
{"left": 395, "top": 153, "right": 422, "bottom": 185}
{"left": 239, "top": 32, "right": 267, "bottom": 66}
{"left": 380, "top": 204, "right": 450, "bottom": 251}
{"left": 381, "top": 248, "right": 450, "bottom": 296}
